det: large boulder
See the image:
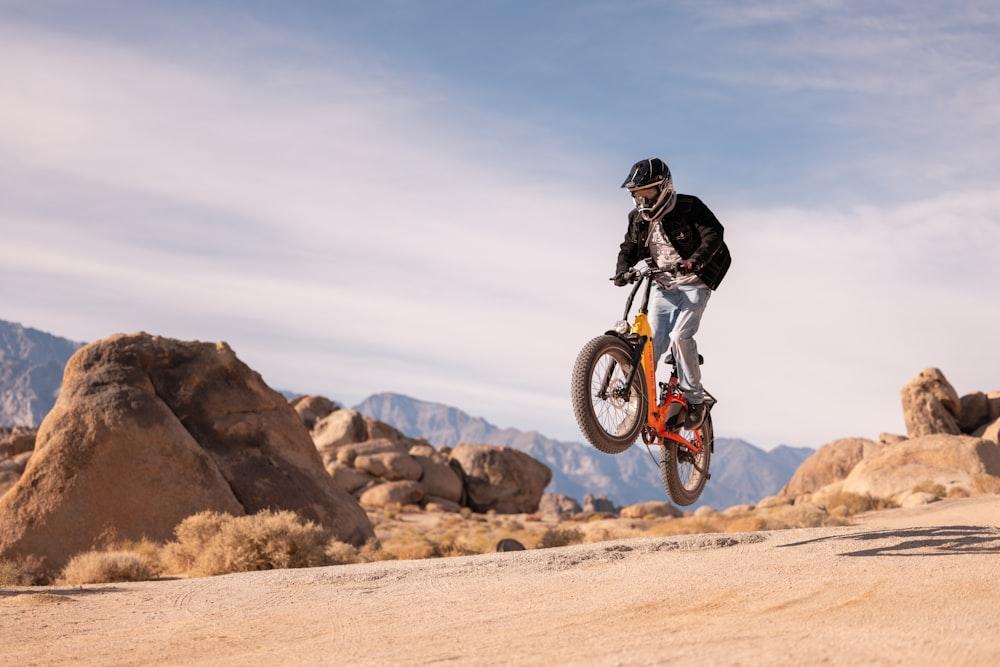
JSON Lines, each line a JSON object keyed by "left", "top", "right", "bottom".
{"left": 330, "top": 438, "right": 408, "bottom": 467}
{"left": 449, "top": 444, "right": 551, "bottom": 513}
{"left": 358, "top": 480, "right": 424, "bottom": 508}
{"left": 538, "top": 492, "right": 582, "bottom": 518}
{"left": 326, "top": 463, "right": 376, "bottom": 494}
{"left": 311, "top": 408, "right": 368, "bottom": 450}
{"left": 958, "top": 393, "right": 991, "bottom": 434}
{"left": 414, "top": 455, "right": 463, "bottom": 503}
{"left": 781, "top": 437, "right": 880, "bottom": 497}
{"left": 0, "top": 333, "right": 373, "bottom": 568}
{"left": 900, "top": 368, "right": 961, "bottom": 437}
{"left": 290, "top": 395, "right": 338, "bottom": 429}
{"left": 974, "top": 417, "right": 1000, "bottom": 446}
{"left": 583, "top": 494, "right": 617, "bottom": 514}
{"left": 840, "top": 434, "right": 1000, "bottom": 499}
{"left": 354, "top": 452, "right": 422, "bottom": 481}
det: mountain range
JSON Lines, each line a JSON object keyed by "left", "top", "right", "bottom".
{"left": 355, "top": 392, "right": 813, "bottom": 507}
{"left": 0, "top": 320, "right": 82, "bottom": 427}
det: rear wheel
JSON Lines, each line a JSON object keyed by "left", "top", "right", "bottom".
{"left": 571, "top": 335, "right": 646, "bottom": 454}
{"left": 660, "top": 414, "right": 713, "bottom": 506}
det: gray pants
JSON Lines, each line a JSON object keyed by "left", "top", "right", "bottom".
{"left": 649, "top": 284, "right": 711, "bottom": 404}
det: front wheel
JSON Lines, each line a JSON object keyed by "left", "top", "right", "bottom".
{"left": 660, "top": 414, "right": 713, "bottom": 506}
{"left": 571, "top": 334, "right": 646, "bottom": 454}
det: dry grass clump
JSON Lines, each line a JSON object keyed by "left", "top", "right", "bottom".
{"left": 61, "top": 550, "right": 157, "bottom": 585}
{"left": 537, "top": 527, "right": 584, "bottom": 549}
{"left": 911, "top": 480, "right": 947, "bottom": 497}
{"left": 820, "top": 491, "right": 895, "bottom": 516}
{"left": 0, "top": 559, "right": 23, "bottom": 586}
{"left": 972, "top": 474, "right": 1000, "bottom": 496}
{"left": 161, "top": 510, "right": 334, "bottom": 576}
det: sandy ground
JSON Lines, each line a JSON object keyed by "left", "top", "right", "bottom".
{"left": 2, "top": 496, "right": 999, "bottom": 666}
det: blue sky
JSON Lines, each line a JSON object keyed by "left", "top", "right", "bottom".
{"left": 2, "top": 1, "right": 999, "bottom": 448}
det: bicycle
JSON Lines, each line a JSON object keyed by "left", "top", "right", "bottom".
{"left": 570, "top": 265, "right": 714, "bottom": 506}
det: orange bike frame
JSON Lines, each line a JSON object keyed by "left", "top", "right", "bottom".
{"left": 631, "top": 312, "right": 703, "bottom": 454}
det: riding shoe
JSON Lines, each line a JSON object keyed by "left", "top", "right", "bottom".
{"left": 684, "top": 402, "right": 708, "bottom": 430}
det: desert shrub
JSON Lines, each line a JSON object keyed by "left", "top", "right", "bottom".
{"left": 161, "top": 510, "right": 333, "bottom": 577}
{"left": 537, "top": 527, "right": 585, "bottom": 549}
{"left": 820, "top": 491, "right": 895, "bottom": 516}
{"left": 0, "top": 559, "right": 22, "bottom": 586}
{"left": 61, "top": 550, "right": 156, "bottom": 585}
{"left": 972, "top": 474, "right": 1000, "bottom": 496}
{"left": 324, "top": 541, "right": 360, "bottom": 565}
{"left": 0, "top": 555, "right": 53, "bottom": 586}
{"left": 911, "top": 480, "right": 946, "bottom": 497}
{"left": 380, "top": 535, "right": 437, "bottom": 560}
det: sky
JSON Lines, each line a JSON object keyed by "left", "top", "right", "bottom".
{"left": 1, "top": 1, "right": 998, "bottom": 449}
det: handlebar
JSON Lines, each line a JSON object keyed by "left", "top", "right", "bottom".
{"left": 608, "top": 265, "right": 680, "bottom": 284}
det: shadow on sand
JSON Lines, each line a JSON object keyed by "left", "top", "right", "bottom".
{"left": 0, "top": 586, "right": 125, "bottom": 598}
{"left": 778, "top": 525, "right": 1000, "bottom": 557}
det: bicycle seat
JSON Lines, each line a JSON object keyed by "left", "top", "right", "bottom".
{"left": 663, "top": 352, "right": 704, "bottom": 366}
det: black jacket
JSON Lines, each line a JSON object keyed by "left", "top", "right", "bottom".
{"left": 615, "top": 193, "right": 731, "bottom": 290}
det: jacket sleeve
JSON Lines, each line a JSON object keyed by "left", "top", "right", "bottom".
{"left": 690, "top": 197, "right": 724, "bottom": 266}
{"left": 615, "top": 213, "right": 639, "bottom": 275}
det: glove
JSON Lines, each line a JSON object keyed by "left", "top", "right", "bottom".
{"left": 675, "top": 259, "right": 702, "bottom": 275}
{"left": 612, "top": 272, "right": 629, "bottom": 287}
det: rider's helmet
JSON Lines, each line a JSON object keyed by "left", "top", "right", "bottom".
{"left": 621, "top": 157, "right": 675, "bottom": 221}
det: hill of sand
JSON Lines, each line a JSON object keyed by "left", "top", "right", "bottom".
{"left": 2, "top": 496, "right": 999, "bottom": 665}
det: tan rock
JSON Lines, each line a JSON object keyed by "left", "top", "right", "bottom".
{"left": 782, "top": 438, "right": 880, "bottom": 497}
{"left": 0, "top": 333, "right": 373, "bottom": 568}
{"left": 959, "top": 393, "right": 991, "bottom": 434}
{"left": 879, "top": 433, "right": 907, "bottom": 445}
{"left": 900, "top": 368, "right": 961, "bottom": 437}
{"left": 291, "top": 395, "right": 338, "bottom": 429}
{"left": 330, "top": 438, "right": 408, "bottom": 467}
{"left": 354, "top": 452, "right": 422, "bottom": 482}
{"left": 583, "top": 494, "right": 617, "bottom": 515}
{"left": 312, "top": 409, "right": 368, "bottom": 450}
{"left": 364, "top": 417, "right": 406, "bottom": 441}
{"left": 414, "top": 456, "right": 463, "bottom": 503}
{"left": 841, "top": 434, "right": 1000, "bottom": 499}
{"left": 757, "top": 495, "right": 793, "bottom": 509}
{"left": 325, "top": 463, "right": 376, "bottom": 494}
{"left": 408, "top": 444, "right": 437, "bottom": 458}
{"left": 539, "top": 492, "right": 583, "bottom": 518}
{"left": 449, "top": 444, "right": 551, "bottom": 514}
{"left": 974, "top": 417, "right": 1000, "bottom": 445}
{"left": 896, "top": 491, "right": 939, "bottom": 508}
{"left": 989, "top": 392, "right": 1000, "bottom": 422}
{"left": 359, "top": 481, "right": 424, "bottom": 508}
{"left": 0, "top": 427, "right": 36, "bottom": 458}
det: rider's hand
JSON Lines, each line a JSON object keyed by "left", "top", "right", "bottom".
{"left": 675, "top": 259, "right": 702, "bottom": 275}
{"left": 612, "top": 272, "right": 629, "bottom": 287}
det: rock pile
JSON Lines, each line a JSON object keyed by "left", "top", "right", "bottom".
{"left": 781, "top": 368, "right": 1000, "bottom": 509}
{"left": 0, "top": 334, "right": 374, "bottom": 569}
{"left": 296, "top": 401, "right": 552, "bottom": 514}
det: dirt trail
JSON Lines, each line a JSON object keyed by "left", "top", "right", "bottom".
{"left": 2, "top": 496, "right": 1000, "bottom": 665}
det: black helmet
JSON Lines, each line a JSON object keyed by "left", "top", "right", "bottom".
{"left": 621, "top": 157, "right": 676, "bottom": 222}
{"left": 621, "top": 157, "right": 670, "bottom": 190}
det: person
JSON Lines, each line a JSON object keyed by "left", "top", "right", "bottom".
{"left": 613, "top": 157, "right": 731, "bottom": 429}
